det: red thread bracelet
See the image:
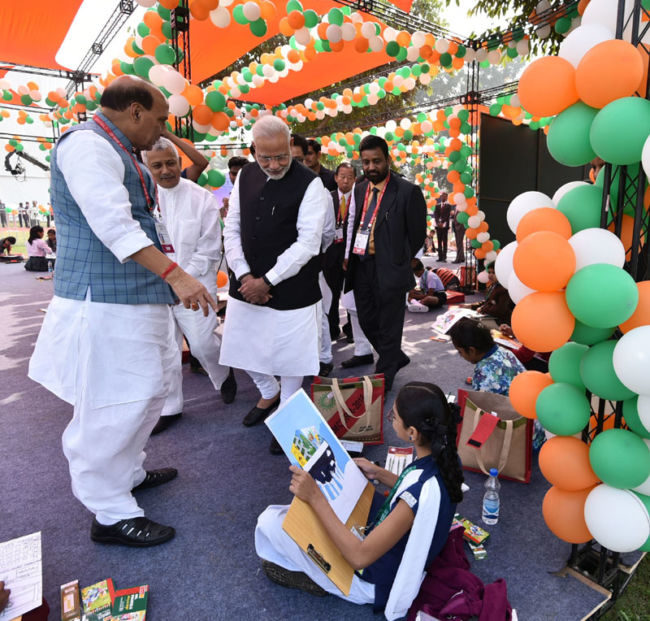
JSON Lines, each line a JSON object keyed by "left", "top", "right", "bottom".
{"left": 161, "top": 262, "right": 178, "bottom": 280}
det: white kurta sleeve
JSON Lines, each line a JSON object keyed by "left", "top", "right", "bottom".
{"left": 56, "top": 131, "right": 155, "bottom": 263}
{"left": 321, "top": 190, "right": 336, "bottom": 252}
{"left": 223, "top": 174, "right": 252, "bottom": 280}
{"left": 345, "top": 187, "right": 358, "bottom": 258}
{"left": 185, "top": 187, "right": 222, "bottom": 279}
{"left": 265, "top": 177, "right": 327, "bottom": 286}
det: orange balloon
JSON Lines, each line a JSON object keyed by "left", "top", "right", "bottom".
{"left": 509, "top": 371, "right": 553, "bottom": 419}
{"left": 260, "top": 1, "right": 276, "bottom": 20}
{"left": 211, "top": 111, "right": 230, "bottom": 131}
{"left": 141, "top": 35, "right": 162, "bottom": 57}
{"left": 287, "top": 10, "right": 305, "bottom": 29}
{"left": 539, "top": 437, "right": 600, "bottom": 491}
{"left": 518, "top": 56, "right": 579, "bottom": 117}
{"left": 182, "top": 84, "right": 203, "bottom": 107}
{"left": 279, "top": 17, "right": 294, "bottom": 37}
{"left": 217, "top": 270, "right": 228, "bottom": 288}
{"left": 192, "top": 104, "right": 213, "bottom": 125}
{"left": 159, "top": 0, "right": 180, "bottom": 8}
{"left": 576, "top": 40, "right": 645, "bottom": 109}
{"left": 516, "top": 207, "right": 572, "bottom": 242}
{"left": 189, "top": 0, "right": 210, "bottom": 20}
{"left": 513, "top": 231, "right": 576, "bottom": 291}
{"left": 511, "top": 292, "right": 575, "bottom": 352}
{"left": 542, "top": 486, "right": 594, "bottom": 544}
{"left": 620, "top": 280, "right": 650, "bottom": 333}
{"left": 609, "top": 214, "right": 646, "bottom": 261}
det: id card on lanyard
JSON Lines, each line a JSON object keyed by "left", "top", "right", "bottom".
{"left": 334, "top": 226, "right": 344, "bottom": 243}
{"left": 94, "top": 115, "right": 174, "bottom": 253}
{"left": 352, "top": 177, "right": 389, "bottom": 256}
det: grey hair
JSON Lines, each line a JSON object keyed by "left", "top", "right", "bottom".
{"left": 252, "top": 114, "right": 290, "bottom": 144}
{"left": 143, "top": 137, "right": 179, "bottom": 164}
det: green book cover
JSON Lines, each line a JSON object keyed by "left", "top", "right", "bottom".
{"left": 111, "top": 584, "right": 149, "bottom": 621}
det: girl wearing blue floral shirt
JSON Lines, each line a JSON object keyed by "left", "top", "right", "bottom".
{"left": 448, "top": 318, "right": 524, "bottom": 395}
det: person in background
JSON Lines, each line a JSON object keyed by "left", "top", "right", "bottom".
{"left": 29, "top": 201, "right": 40, "bottom": 226}
{"left": 448, "top": 318, "right": 524, "bottom": 395}
{"left": 18, "top": 202, "right": 28, "bottom": 228}
{"left": 324, "top": 161, "right": 356, "bottom": 341}
{"left": 464, "top": 262, "right": 513, "bottom": 328}
{"left": 433, "top": 192, "right": 451, "bottom": 262}
{"left": 24, "top": 226, "right": 51, "bottom": 271}
{"left": 408, "top": 259, "right": 447, "bottom": 310}
{"left": 255, "top": 382, "right": 462, "bottom": 615}
{"left": 214, "top": 155, "right": 249, "bottom": 216}
{"left": 46, "top": 229, "right": 57, "bottom": 254}
{"left": 451, "top": 205, "right": 466, "bottom": 263}
{"left": 305, "top": 139, "right": 337, "bottom": 191}
{"left": 423, "top": 230, "right": 436, "bottom": 256}
{"left": 0, "top": 200, "right": 7, "bottom": 227}
{"left": 0, "top": 236, "right": 16, "bottom": 256}
{"left": 164, "top": 129, "right": 209, "bottom": 183}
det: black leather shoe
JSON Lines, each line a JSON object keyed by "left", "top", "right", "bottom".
{"left": 91, "top": 517, "right": 175, "bottom": 547}
{"left": 341, "top": 354, "right": 374, "bottom": 369}
{"left": 262, "top": 560, "right": 328, "bottom": 596}
{"left": 397, "top": 353, "right": 411, "bottom": 371}
{"left": 220, "top": 368, "right": 237, "bottom": 404}
{"left": 319, "top": 362, "right": 334, "bottom": 377}
{"left": 132, "top": 468, "right": 178, "bottom": 492}
{"left": 269, "top": 438, "right": 284, "bottom": 455}
{"left": 151, "top": 413, "right": 181, "bottom": 435}
{"left": 243, "top": 396, "right": 280, "bottom": 427}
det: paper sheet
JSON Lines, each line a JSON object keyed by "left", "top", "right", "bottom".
{"left": 0, "top": 532, "right": 42, "bottom": 621}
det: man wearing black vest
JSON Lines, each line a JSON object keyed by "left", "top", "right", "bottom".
{"left": 220, "top": 116, "right": 327, "bottom": 448}
{"left": 434, "top": 192, "right": 452, "bottom": 262}
{"left": 305, "top": 139, "right": 337, "bottom": 192}
{"left": 345, "top": 135, "right": 427, "bottom": 391}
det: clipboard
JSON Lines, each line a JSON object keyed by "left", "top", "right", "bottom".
{"left": 282, "top": 481, "right": 375, "bottom": 596}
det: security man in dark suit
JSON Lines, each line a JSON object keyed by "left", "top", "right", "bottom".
{"left": 344, "top": 135, "right": 427, "bottom": 391}
{"left": 305, "top": 139, "right": 337, "bottom": 192}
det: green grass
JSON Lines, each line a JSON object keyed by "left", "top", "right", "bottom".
{"left": 1, "top": 228, "right": 29, "bottom": 255}
{"left": 601, "top": 555, "right": 650, "bottom": 620}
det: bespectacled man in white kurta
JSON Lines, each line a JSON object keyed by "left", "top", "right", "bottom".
{"left": 220, "top": 115, "right": 327, "bottom": 454}
{"left": 144, "top": 138, "right": 238, "bottom": 434}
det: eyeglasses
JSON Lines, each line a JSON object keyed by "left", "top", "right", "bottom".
{"left": 257, "top": 154, "right": 290, "bottom": 164}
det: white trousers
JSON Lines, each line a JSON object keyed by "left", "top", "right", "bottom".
{"left": 350, "top": 309, "right": 373, "bottom": 357}
{"left": 247, "top": 371, "right": 303, "bottom": 404}
{"left": 162, "top": 303, "right": 230, "bottom": 417}
{"left": 255, "top": 505, "right": 375, "bottom": 604}
{"left": 319, "top": 272, "right": 333, "bottom": 364}
{"left": 55, "top": 301, "right": 177, "bottom": 525}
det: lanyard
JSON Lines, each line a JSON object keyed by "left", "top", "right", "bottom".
{"left": 359, "top": 173, "right": 390, "bottom": 231}
{"left": 93, "top": 116, "right": 155, "bottom": 212}
{"left": 372, "top": 464, "right": 416, "bottom": 528}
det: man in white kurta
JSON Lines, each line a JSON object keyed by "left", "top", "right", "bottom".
{"left": 27, "top": 76, "right": 217, "bottom": 547}
{"left": 220, "top": 116, "right": 326, "bottom": 448}
{"left": 144, "top": 139, "right": 236, "bottom": 433}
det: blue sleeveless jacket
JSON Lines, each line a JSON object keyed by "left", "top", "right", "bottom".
{"left": 50, "top": 112, "right": 174, "bottom": 304}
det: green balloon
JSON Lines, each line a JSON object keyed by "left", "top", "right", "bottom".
{"left": 590, "top": 97, "right": 650, "bottom": 165}
{"left": 162, "top": 21, "right": 173, "bottom": 40}
{"left": 489, "top": 103, "right": 502, "bottom": 116}
{"left": 623, "top": 397, "right": 650, "bottom": 439}
{"left": 233, "top": 5, "right": 248, "bottom": 24}
{"left": 589, "top": 429, "right": 650, "bottom": 489}
{"left": 396, "top": 47, "right": 407, "bottom": 62}
{"left": 303, "top": 9, "right": 318, "bottom": 27}
{"left": 386, "top": 41, "right": 400, "bottom": 57}
{"left": 549, "top": 342, "right": 589, "bottom": 388}
{"left": 157, "top": 5, "right": 171, "bottom": 20}
{"left": 137, "top": 22, "right": 150, "bottom": 37}
{"left": 492, "top": 239, "right": 501, "bottom": 251}
{"left": 440, "top": 52, "right": 453, "bottom": 67}
{"left": 20, "top": 94, "right": 33, "bottom": 106}
{"left": 547, "top": 102, "right": 598, "bottom": 167}
{"left": 554, "top": 16, "right": 572, "bottom": 34}
{"left": 273, "top": 59, "right": 285, "bottom": 71}
{"left": 155, "top": 43, "right": 176, "bottom": 65}
{"left": 133, "top": 57, "right": 153, "bottom": 79}
{"left": 120, "top": 61, "right": 135, "bottom": 75}
{"left": 580, "top": 340, "right": 636, "bottom": 401}
{"left": 250, "top": 18, "right": 267, "bottom": 36}
{"left": 456, "top": 211, "right": 469, "bottom": 226}
{"left": 570, "top": 319, "right": 615, "bottom": 345}
{"left": 286, "top": 0, "right": 303, "bottom": 12}
{"left": 566, "top": 264, "right": 638, "bottom": 328}
{"left": 536, "top": 382, "right": 591, "bottom": 436}
{"left": 206, "top": 91, "right": 226, "bottom": 112}
{"left": 328, "top": 7, "right": 344, "bottom": 25}
{"left": 556, "top": 184, "right": 603, "bottom": 234}
{"left": 207, "top": 169, "right": 226, "bottom": 188}
{"left": 197, "top": 171, "right": 208, "bottom": 187}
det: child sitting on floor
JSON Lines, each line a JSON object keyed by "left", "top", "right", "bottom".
{"left": 408, "top": 259, "right": 447, "bottom": 312}
{"left": 448, "top": 318, "right": 524, "bottom": 396}
{"left": 255, "top": 382, "right": 463, "bottom": 615}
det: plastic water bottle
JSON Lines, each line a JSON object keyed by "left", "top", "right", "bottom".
{"left": 482, "top": 468, "right": 500, "bottom": 525}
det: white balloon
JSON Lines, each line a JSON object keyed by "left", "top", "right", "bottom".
{"left": 568, "top": 228, "right": 626, "bottom": 272}
{"left": 552, "top": 180, "right": 589, "bottom": 205}
{"left": 383, "top": 27, "right": 397, "bottom": 42}
{"left": 326, "top": 25, "right": 342, "bottom": 43}
{"left": 400, "top": 118, "right": 411, "bottom": 130}
{"left": 642, "top": 135, "right": 650, "bottom": 180}
{"left": 419, "top": 73, "right": 431, "bottom": 85}
{"left": 477, "top": 232, "right": 490, "bottom": 244}
{"left": 494, "top": 241, "right": 518, "bottom": 288}
{"left": 507, "top": 191, "right": 553, "bottom": 234}
{"left": 638, "top": 395, "right": 650, "bottom": 432}
{"left": 485, "top": 250, "right": 498, "bottom": 263}
{"left": 341, "top": 23, "right": 356, "bottom": 41}
{"left": 210, "top": 6, "right": 231, "bottom": 28}
{"left": 508, "top": 271, "right": 536, "bottom": 304}
{"left": 361, "top": 22, "right": 376, "bottom": 38}
{"left": 136, "top": 0, "right": 156, "bottom": 6}
{"left": 369, "top": 36, "right": 384, "bottom": 52}
{"left": 435, "top": 38, "right": 449, "bottom": 53}
{"left": 536, "top": 24, "right": 551, "bottom": 39}
{"left": 148, "top": 64, "right": 170, "bottom": 86}
{"left": 163, "top": 70, "right": 187, "bottom": 95}
{"left": 477, "top": 271, "right": 490, "bottom": 284}
{"left": 242, "top": 1, "right": 260, "bottom": 21}
{"left": 613, "top": 326, "right": 650, "bottom": 395}
{"left": 468, "top": 215, "right": 481, "bottom": 228}
{"left": 455, "top": 201, "right": 467, "bottom": 212}
{"left": 487, "top": 50, "right": 501, "bottom": 64}
{"left": 412, "top": 31, "right": 426, "bottom": 47}
{"left": 385, "top": 119, "right": 397, "bottom": 132}
{"left": 582, "top": 0, "right": 647, "bottom": 42}
{"left": 516, "top": 39, "right": 530, "bottom": 56}
{"left": 584, "top": 485, "right": 650, "bottom": 553}
{"left": 168, "top": 94, "right": 190, "bottom": 117}
{"left": 558, "top": 24, "right": 614, "bottom": 68}
{"left": 406, "top": 46, "right": 420, "bottom": 62}
{"left": 475, "top": 48, "right": 488, "bottom": 62}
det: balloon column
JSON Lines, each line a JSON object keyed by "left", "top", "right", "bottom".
{"left": 504, "top": 1, "right": 650, "bottom": 554}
